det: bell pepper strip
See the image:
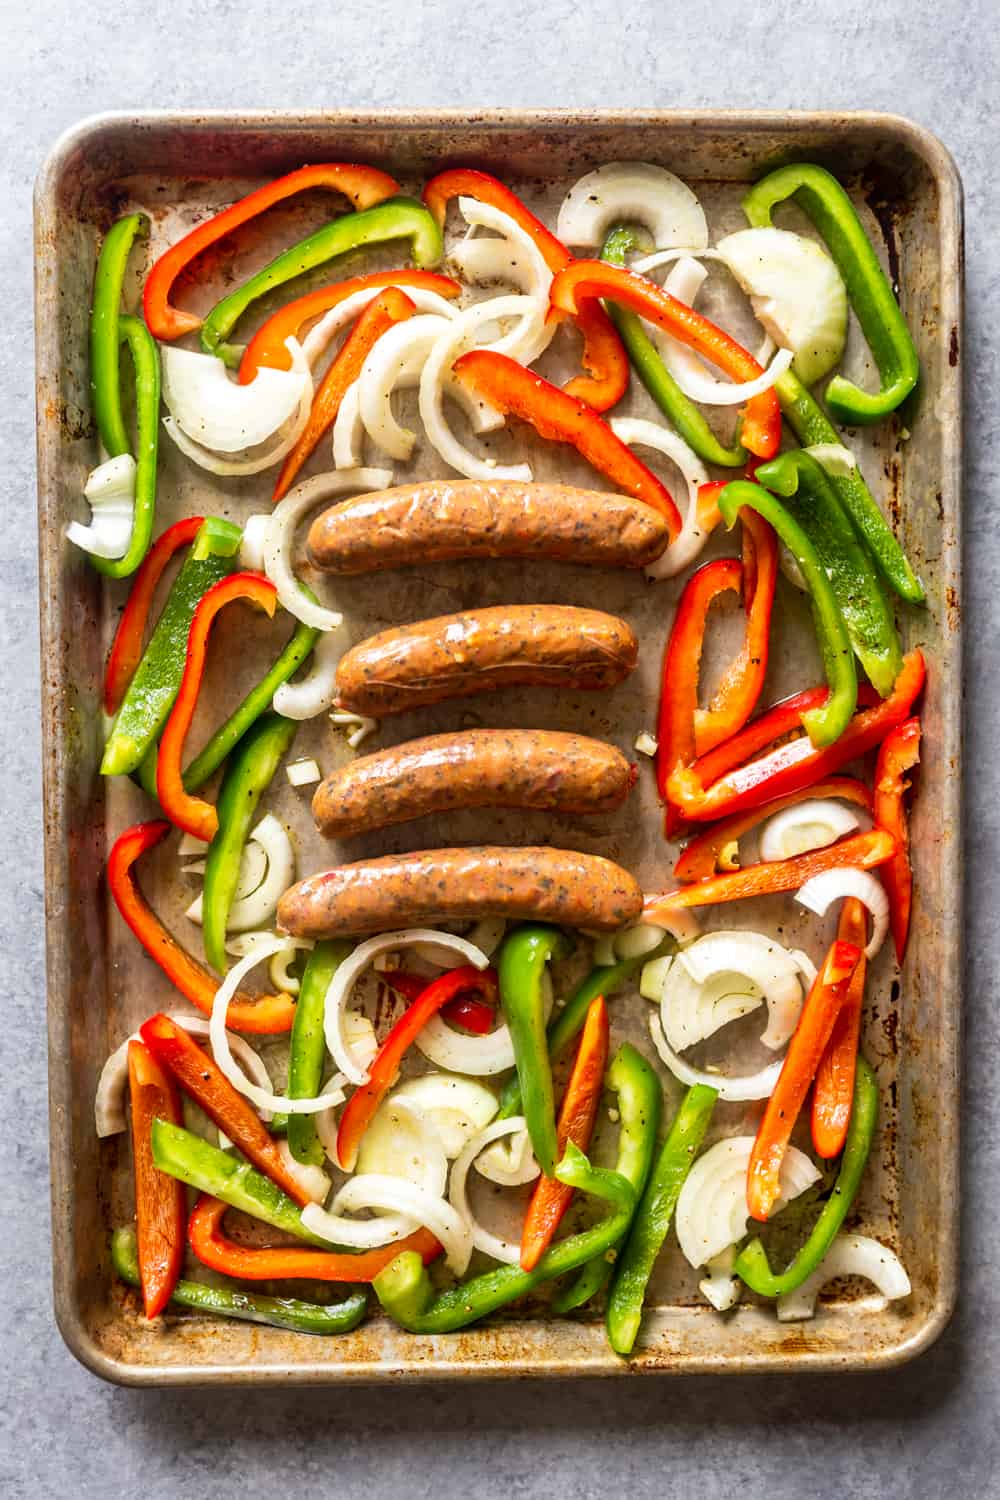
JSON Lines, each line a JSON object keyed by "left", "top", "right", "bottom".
{"left": 549, "top": 260, "right": 782, "bottom": 460}
{"left": 143, "top": 163, "right": 400, "bottom": 343}
{"left": 874, "top": 716, "right": 921, "bottom": 963}
{"left": 337, "top": 965, "right": 499, "bottom": 1171}
{"left": 646, "top": 828, "right": 896, "bottom": 918}
{"left": 674, "top": 777, "right": 874, "bottom": 883}
{"left": 101, "top": 517, "right": 243, "bottom": 777}
{"left": 755, "top": 450, "right": 903, "bottom": 698}
{"left": 736, "top": 1055, "right": 878, "bottom": 1296}
{"left": 812, "top": 898, "right": 869, "bottom": 1158}
{"left": 520, "top": 995, "right": 610, "bottom": 1271}
{"left": 108, "top": 821, "right": 296, "bottom": 1034}
{"left": 202, "top": 713, "right": 298, "bottom": 974}
{"left": 424, "top": 167, "right": 628, "bottom": 411}
{"left": 384, "top": 970, "right": 496, "bottom": 1036}
{"left": 551, "top": 1043, "right": 662, "bottom": 1315}
{"left": 775, "top": 368, "right": 924, "bottom": 603}
{"left": 286, "top": 940, "right": 353, "bottom": 1166}
{"left": 746, "top": 938, "right": 861, "bottom": 1222}
{"left": 272, "top": 286, "right": 416, "bottom": 502}
{"left": 601, "top": 226, "right": 746, "bottom": 467}
{"left": 667, "top": 650, "right": 925, "bottom": 824}
{"left": 90, "top": 314, "right": 162, "bottom": 581}
{"left": 111, "top": 1224, "right": 368, "bottom": 1335}
{"left": 156, "top": 572, "right": 278, "bottom": 841}
{"left": 126, "top": 1039, "right": 185, "bottom": 1319}
{"left": 238, "top": 268, "right": 460, "bottom": 382}
{"left": 497, "top": 925, "right": 573, "bottom": 1176}
{"left": 718, "top": 480, "right": 857, "bottom": 747}
{"left": 90, "top": 212, "right": 149, "bottom": 458}
{"left": 744, "top": 164, "right": 920, "bottom": 426}
{"left": 606, "top": 1082, "right": 718, "bottom": 1357}
{"left": 103, "top": 516, "right": 205, "bottom": 715}
{"left": 140, "top": 1011, "right": 312, "bottom": 1206}
{"left": 451, "top": 351, "right": 681, "bottom": 532}
{"left": 199, "top": 197, "right": 443, "bottom": 368}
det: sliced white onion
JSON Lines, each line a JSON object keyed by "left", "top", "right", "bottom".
{"left": 276, "top": 1140, "right": 331, "bottom": 1204}
{"left": 263, "top": 466, "right": 393, "bottom": 631}
{"left": 635, "top": 730, "right": 658, "bottom": 757}
{"left": 676, "top": 1135, "right": 820, "bottom": 1269}
{"left": 67, "top": 455, "right": 137, "bottom": 560}
{"left": 301, "top": 286, "right": 461, "bottom": 368}
{"left": 777, "top": 1233, "right": 911, "bottom": 1322}
{"left": 450, "top": 1116, "right": 533, "bottom": 1265}
{"left": 273, "top": 631, "right": 340, "bottom": 720}
{"left": 458, "top": 197, "right": 555, "bottom": 312}
{"left": 615, "top": 922, "right": 669, "bottom": 962}
{"left": 415, "top": 970, "right": 551, "bottom": 1078}
{"left": 475, "top": 1123, "right": 540, "bottom": 1186}
{"left": 301, "top": 1197, "right": 419, "bottom": 1251}
{"left": 650, "top": 1014, "right": 783, "bottom": 1102}
{"left": 177, "top": 831, "right": 205, "bottom": 858}
{"left": 162, "top": 343, "right": 309, "bottom": 453}
{"left": 329, "top": 1174, "right": 473, "bottom": 1274}
{"left": 611, "top": 417, "right": 711, "bottom": 580}
{"left": 796, "top": 868, "right": 889, "bottom": 960}
{"left": 358, "top": 314, "right": 455, "bottom": 461}
{"left": 329, "top": 708, "right": 379, "bottom": 749}
{"left": 699, "top": 1246, "right": 742, "bottom": 1312}
{"left": 355, "top": 1096, "right": 449, "bottom": 1195}
{"left": 332, "top": 380, "right": 366, "bottom": 469}
{"left": 760, "top": 800, "right": 862, "bottom": 863}
{"left": 466, "top": 917, "right": 507, "bottom": 958}
{"left": 269, "top": 941, "right": 304, "bottom": 995}
{"left": 326, "top": 929, "right": 489, "bottom": 1085}
{"left": 313, "top": 1073, "right": 348, "bottom": 1163}
{"left": 286, "top": 757, "right": 322, "bottom": 787}
{"left": 217, "top": 815, "right": 294, "bottom": 933}
{"left": 640, "top": 953, "right": 674, "bottom": 1004}
{"left": 391, "top": 1075, "right": 499, "bottom": 1157}
{"left": 163, "top": 339, "right": 313, "bottom": 476}
{"left": 225, "top": 929, "right": 308, "bottom": 963}
{"left": 450, "top": 235, "right": 532, "bottom": 291}
{"left": 668, "top": 930, "right": 815, "bottom": 1053}
{"left": 557, "top": 162, "right": 708, "bottom": 251}
{"left": 803, "top": 442, "right": 857, "bottom": 477}
{"left": 661, "top": 953, "right": 763, "bottom": 1052}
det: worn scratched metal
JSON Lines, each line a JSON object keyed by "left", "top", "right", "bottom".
{"left": 34, "top": 111, "right": 963, "bottom": 1385}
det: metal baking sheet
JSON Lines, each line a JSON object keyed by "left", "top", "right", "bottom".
{"left": 34, "top": 110, "right": 963, "bottom": 1384}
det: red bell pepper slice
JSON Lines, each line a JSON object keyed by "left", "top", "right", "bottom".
{"left": 452, "top": 350, "right": 681, "bottom": 532}
{"left": 812, "top": 898, "right": 868, "bottom": 1159}
{"left": 674, "top": 777, "right": 874, "bottom": 883}
{"left": 385, "top": 969, "right": 495, "bottom": 1035}
{"left": 108, "top": 821, "right": 296, "bottom": 1034}
{"left": 272, "top": 287, "right": 415, "bottom": 503}
{"left": 140, "top": 1012, "right": 312, "bottom": 1206}
{"left": 644, "top": 827, "right": 897, "bottom": 918}
{"left": 549, "top": 260, "right": 782, "bottom": 459}
{"left": 156, "top": 572, "right": 277, "bottom": 841}
{"left": 127, "top": 1039, "right": 186, "bottom": 1318}
{"left": 188, "top": 1195, "right": 440, "bottom": 1282}
{"left": 873, "top": 716, "right": 921, "bottom": 963}
{"left": 336, "top": 965, "right": 499, "bottom": 1170}
{"left": 143, "top": 163, "right": 400, "bottom": 342}
{"left": 104, "top": 516, "right": 204, "bottom": 715}
{"left": 422, "top": 167, "right": 628, "bottom": 411}
{"left": 747, "top": 939, "right": 862, "bottom": 1221}
{"left": 667, "top": 650, "right": 926, "bottom": 824}
{"left": 519, "top": 994, "right": 609, "bottom": 1272}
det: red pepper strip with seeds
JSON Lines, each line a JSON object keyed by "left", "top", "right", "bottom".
{"left": 127, "top": 1039, "right": 186, "bottom": 1318}
{"left": 873, "top": 717, "right": 921, "bottom": 962}
{"left": 104, "top": 516, "right": 204, "bottom": 715}
{"left": 385, "top": 971, "right": 496, "bottom": 1036}
{"left": 812, "top": 897, "right": 869, "bottom": 1159}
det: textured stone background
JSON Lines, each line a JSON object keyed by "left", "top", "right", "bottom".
{"left": 4, "top": 3, "right": 996, "bottom": 1496}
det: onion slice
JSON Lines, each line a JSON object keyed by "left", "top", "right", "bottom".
{"left": 276, "top": 1140, "right": 331, "bottom": 1204}
{"left": 475, "top": 1124, "right": 540, "bottom": 1187}
{"left": 391, "top": 1075, "right": 499, "bottom": 1157}
{"left": 332, "top": 380, "right": 366, "bottom": 469}
{"left": 302, "top": 286, "right": 460, "bottom": 368}
{"left": 415, "top": 970, "right": 551, "bottom": 1077}
{"left": 329, "top": 708, "right": 379, "bottom": 749}
{"left": 699, "top": 1247, "right": 742, "bottom": 1312}
{"left": 557, "top": 162, "right": 708, "bottom": 251}
{"left": 450, "top": 1117, "right": 533, "bottom": 1265}
{"left": 759, "top": 799, "right": 862, "bottom": 863}
{"left": 358, "top": 314, "right": 455, "bottom": 460}
{"left": 67, "top": 455, "right": 137, "bottom": 561}
{"left": 239, "top": 513, "right": 270, "bottom": 571}
{"left": 324, "top": 1174, "right": 473, "bottom": 1274}
{"left": 161, "top": 343, "right": 309, "bottom": 453}
{"left": 650, "top": 1014, "right": 783, "bottom": 1103}
{"left": 355, "top": 1096, "right": 450, "bottom": 1195}
{"left": 666, "top": 930, "right": 816, "bottom": 1054}
{"left": 300, "top": 1196, "right": 419, "bottom": 1251}
{"left": 226, "top": 816, "right": 294, "bottom": 932}
{"left": 273, "top": 631, "right": 341, "bottom": 720}
{"left": 164, "top": 339, "right": 314, "bottom": 476}
{"left": 676, "top": 1135, "right": 820, "bottom": 1269}
{"left": 776, "top": 1233, "right": 911, "bottom": 1322}
{"left": 450, "top": 235, "right": 532, "bottom": 291}
{"left": 795, "top": 868, "right": 889, "bottom": 960}
{"left": 610, "top": 417, "right": 710, "bottom": 580}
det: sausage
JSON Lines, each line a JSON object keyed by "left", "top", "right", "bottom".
{"left": 307, "top": 479, "right": 670, "bottom": 573}
{"left": 277, "top": 846, "right": 644, "bottom": 936}
{"left": 335, "top": 605, "right": 638, "bottom": 717}
{"left": 312, "top": 729, "right": 636, "bottom": 837}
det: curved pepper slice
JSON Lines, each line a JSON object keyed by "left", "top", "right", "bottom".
{"left": 498, "top": 924, "right": 572, "bottom": 1177}
{"left": 873, "top": 716, "right": 921, "bottom": 962}
{"left": 127, "top": 1039, "right": 185, "bottom": 1318}
{"left": 90, "top": 212, "right": 149, "bottom": 458}
{"left": 143, "top": 162, "right": 400, "bottom": 341}
{"left": 812, "top": 897, "right": 868, "bottom": 1158}
{"left": 384, "top": 970, "right": 496, "bottom": 1036}
{"left": 108, "top": 821, "right": 296, "bottom": 1034}
{"left": 452, "top": 350, "right": 680, "bottom": 531}
{"left": 549, "top": 259, "right": 782, "bottom": 459}
{"left": 156, "top": 571, "right": 277, "bottom": 841}
{"left": 285, "top": 940, "right": 353, "bottom": 1166}
{"left": 90, "top": 314, "right": 162, "bottom": 581}
{"left": 103, "top": 515, "right": 204, "bottom": 715}
{"left": 744, "top": 164, "right": 920, "bottom": 425}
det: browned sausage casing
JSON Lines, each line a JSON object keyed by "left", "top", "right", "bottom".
{"left": 307, "top": 480, "right": 670, "bottom": 573}
{"left": 277, "top": 846, "right": 644, "bottom": 936}
{"left": 312, "top": 729, "right": 636, "bottom": 837}
{"left": 335, "top": 605, "right": 638, "bottom": 718}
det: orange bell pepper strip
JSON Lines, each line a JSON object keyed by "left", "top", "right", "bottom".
{"left": 549, "top": 260, "right": 782, "bottom": 459}
{"left": 272, "top": 286, "right": 415, "bottom": 502}
{"left": 674, "top": 777, "right": 874, "bottom": 883}
{"left": 451, "top": 350, "right": 681, "bottom": 532}
{"left": 156, "top": 571, "right": 277, "bottom": 841}
{"left": 140, "top": 1012, "right": 313, "bottom": 1206}
{"left": 337, "top": 965, "right": 499, "bottom": 1170}
{"left": 103, "top": 515, "right": 204, "bottom": 715}
{"left": 143, "top": 162, "right": 400, "bottom": 341}
{"left": 188, "top": 1195, "right": 440, "bottom": 1282}
{"left": 127, "top": 1040, "right": 186, "bottom": 1318}
{"left": 422, "top": 167, "right": 628, "bottom": 411}
{"left": 873, "top": 716, "right": 921, "bottom": 962}
{"left": 238, "top": 269, "right": 460, "bottom": 383}
{"left": 108, "top": 821, "right": 296, "bottom": 1035}
{"left": 644, "top": 827, "right": 897, "bottom": 918}
{"left": 747, "top": 938, "right": 862, "bottom": 1221}
{"left": 519, "top": 994, "right": 610, "bottom": 1272}
{"left": 812, "top": 898, "right": 869, "bottom": 1158}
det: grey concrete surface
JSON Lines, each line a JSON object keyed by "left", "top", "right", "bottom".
{"left": 3, "top": 2, "right": 997, "bottom": 1496}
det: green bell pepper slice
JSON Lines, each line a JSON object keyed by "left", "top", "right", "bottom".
{"left": 90, "top": 212, "right": 148, "bottom": 459}
{"left": 497, "top": 925, "right": 572, "bottom": 1176}
{"left": 286, "top": 940, "right": 353, "bottom": 1165}
{"left": 90, "top": 313, "right": 161, "bottom": 581}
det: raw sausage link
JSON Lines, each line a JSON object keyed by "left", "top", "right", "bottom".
{"left": 307, "top": 480, "right": 670, "bottom": 573}
{"left": 278, "top": 846, "right": 644, "bottom": 936}
{"left": 312, "top": 729, "right": 636, "bottom": 837}
{"left": 335, "top": 605, "right": 639, "bottom": 717}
